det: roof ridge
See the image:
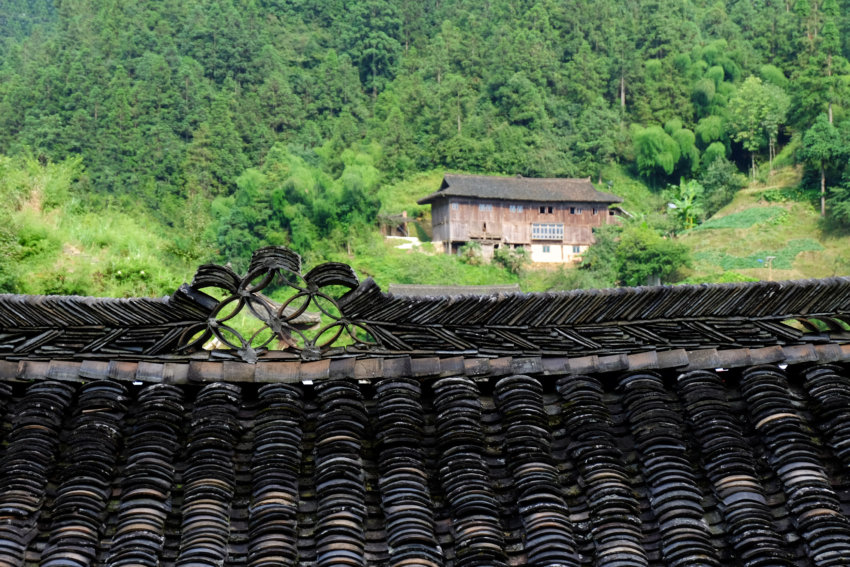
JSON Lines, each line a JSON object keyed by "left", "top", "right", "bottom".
{"left": 2, "top": 247, "right": 850, "bottom": 362}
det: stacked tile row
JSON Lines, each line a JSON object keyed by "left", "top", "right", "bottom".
{"left": 41, "top": 381, "right": 128, "bottom": 566}
{"left": 740, "top": 366, "right": 850, "bottom": 565}
{"left": 374, "top": 377, "right": 442, "bottom": 567}
{"left": 314, "top": 380, "right": 369, "bottom": 567}
{"left": 494, "top": 375, "right": 579, "bottom": 566}
{"left": 0, "top": 381, "right": 74, "bottom": 566}
{"left": 619, "top": 372, "right": 720, "bottom": 566}
{"left": 802, "top": 364, "right": 850, "bottom": 467}
{"left": 556, "top": 375, "right": 648, "bottom": 566}
{"left": 248, "top": 384, "right": 304, "bottom": 567}
{"left": 676, "top": 370, "right": 792, "bottom": 566}
{"left": 0, "top": 381, "right": 11, "bottom": 463}
{"left": 432, "top": 376, "right": 508, "bottom": 567}
{"left": 105, "top": 384, "right": 185, "bottom": 566}
{"left": 174, "top": 383, "right": 242, "bottom": 566}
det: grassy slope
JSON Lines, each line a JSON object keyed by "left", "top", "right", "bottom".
{"left": 2, "top": 156, "right": 198, "bottom": 297}
{"left": 9, "top": 162, "right": 847, "bottom": 300}
{"left": 679, "top": 167, "right": 850, "bottom": 282}
{"left": 11, "top": 206, "right": 198, "bottom": 297}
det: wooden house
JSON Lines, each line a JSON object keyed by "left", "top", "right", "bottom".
{"left": 418, "top": 173, "right": 623, "bottom": 262}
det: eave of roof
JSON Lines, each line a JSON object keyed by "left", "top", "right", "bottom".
{"left": 417, "top": 173, "right": 623, "bottom": 205}
{"left": 2, "top": 342, "right": 840, "bottom": 385}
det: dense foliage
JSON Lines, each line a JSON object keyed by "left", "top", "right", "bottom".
{"left": 2, "top": 0, "right": 850, "bottom": 294}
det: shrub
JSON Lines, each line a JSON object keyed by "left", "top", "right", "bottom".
{"left": 459, "top": 242, "right": 484, "bottom": 265}
{"left": 493, "top": 247, "right": 530, "bottom": 275}
{"left": 698, "top": 156, "right": 747, "bottom": 216}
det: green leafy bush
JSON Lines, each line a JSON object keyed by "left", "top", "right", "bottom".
{"left": 493, "top": 247, "right": 530, "bottom": 275}
{"left": 458, "top": 242, "right": 484, "bottom": 266}
{"left": 698, "top": 156, "right": 747, "bottom": 216}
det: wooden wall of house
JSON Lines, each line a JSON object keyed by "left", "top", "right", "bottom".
{"left": 431, "top": 201, "right": 451, "bottom": 242}
{"left": 446, "top": 198, "right": 610, "bottom": 245}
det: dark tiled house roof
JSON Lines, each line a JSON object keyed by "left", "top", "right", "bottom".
{"left": 2, "top": 247, "right": 850, "bottom": 566}
{"left": 387, "top": 283, "right": 522, "bottom": 297}
{"left": 417, "top": 174, "right": 624, "bottom": 205}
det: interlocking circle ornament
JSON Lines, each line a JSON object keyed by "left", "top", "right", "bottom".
{"left": 177, "top": 247, "right": 378, "bottom": 362}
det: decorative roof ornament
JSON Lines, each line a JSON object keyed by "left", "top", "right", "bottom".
{"left": 178, "top": 247, "right": 377, "bottom": 362}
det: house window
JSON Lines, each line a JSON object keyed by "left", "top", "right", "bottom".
{"left": 575, "top": 207, "right": 583, "bottom": 214}
{"left": 570, "top": 207, "right": 575, "bottom": 214}
{"left": 509, "top": 205, "right": 525, "bottom": 213}
{"left": 542, "top": 245, "right": 551, "bottom": 253}
{"left": 548, "top": 206, "right": 553, "bottom": 213}
{"left": 479, "top": 203, "right": 493, "bottom": 212}
{"left": 609, "top": 210, "right": 615, "bottom": 216}
{"left": 539, "top": 206, "right": 546, "bottom": 214}
{"left": 451, "top": 202, "right": 459, "bottom": 210}
{"left": 592, "top": 208, "right": 598, "bottom": 215}
{"left": 540, "top": 206, "right": 553, "bottom": 214}
{"left": 531, "top": 223, "right": 564, "bottom": 240}
{"left": 573, "top": 245, "right": 581, "bottom": 253}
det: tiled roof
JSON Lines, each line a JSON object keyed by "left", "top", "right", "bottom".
{"left": 0, "top": 362, "right": 849, "bottom": 565}
{"left": 417, "top": 174, "right": 623, "bottom": 205}
{"left": 3, "top": 248, "right": 850, "bottom": 565}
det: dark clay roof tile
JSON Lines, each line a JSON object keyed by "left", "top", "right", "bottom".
{"left": 417, "top": 173, "right": 623, "bottom": 204}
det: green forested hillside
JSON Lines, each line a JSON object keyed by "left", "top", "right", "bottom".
{"left": 2, "top": 0, "right": 850, "bottom": 295}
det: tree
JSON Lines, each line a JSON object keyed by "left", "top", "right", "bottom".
{"left": 575, "top": 224, "right": 620, "bottom": 287}
{"left": 573, "top": 98, "right": 623, "bottom": 181}
{"left": 631, "top": 124, "right": 679, "bottom": 184}
{"left": 577, "top": 222, "right": 690, "bottom": 287}
{"left": 458, "top": 241, "right": 484, "bottom": 266}
{"left": 762, "top": 83, "right": 791, "bottom": 171}
{"left": 666, "top": 179, "right": 705, "bottom": 231}
{"left": 801, "top": 114, "right": 845, "bottom": 216}
{"left": 341, "top": 0, "right": 403, "bottom": 99}
{"left": 790, "top": 0, "right": 847, "bottom": 128}
{"left": 603, "top": 0, "right": 639, "bottom": 111}
{"left": 615, "top": 223, "right": 690, "bottom": 286}
{"left": 695, "top": 116, "right": 726, "bottom": 147}
{"left": 727, "top": 76, "right": 789, "bottom": 179}
{"left": 820, "top": 0, "right": 841, "bottom": 124}
{"left": 493, "top": 247, "right": 530, "bottom": 275}
{"left": 183, "top": 91, "right": 247, "bottom": 197}
{"left": 666, "top": 119, "right": 699, "bottom": 176}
